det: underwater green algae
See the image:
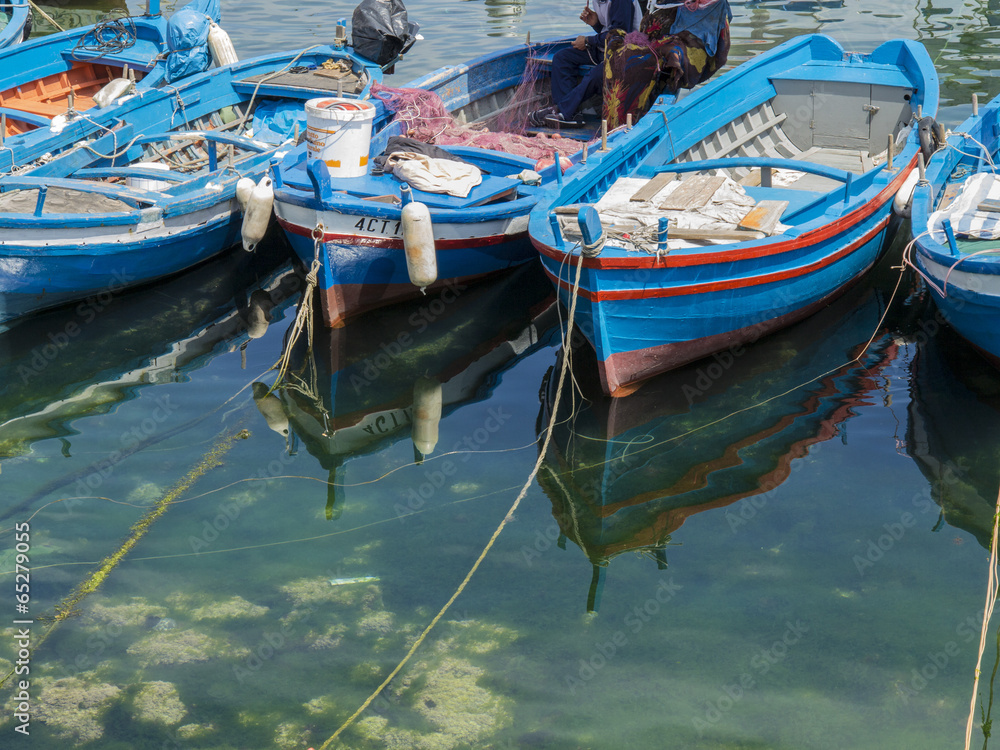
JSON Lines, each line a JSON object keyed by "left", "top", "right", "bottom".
{"left": 132, "top": 680, "right": 187, "bottom": 725}
{"left": 30, "top": 676, "right": 120, "bottom": 744}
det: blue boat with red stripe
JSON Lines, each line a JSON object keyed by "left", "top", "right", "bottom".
{"left": 909, "top": 92, "right": 1000, "bottom": 368}
{"left": 529, "top": 34, "right": 938, "bottom": 396}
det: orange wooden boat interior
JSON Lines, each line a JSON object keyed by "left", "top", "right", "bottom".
{"left": 0, "top": 62, "right": 144, "bottom": 136}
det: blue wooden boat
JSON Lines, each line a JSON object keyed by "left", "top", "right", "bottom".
{"left": 0, "top": 0, "right": 225, "bottom": 169}
{"left": 909, "top": 93, "right": 1000, "bottom": 367}
{"left": 270, "top": 37, "right": 629, "bottom": 328}
{"left": 0, "top": 42, "right": 385, "bottom": 329}
{"left": 0, "top": 0, "right": 31, "bottom": 49}
{"left": 530, "top": 34, "right": 938, "bottom": 396}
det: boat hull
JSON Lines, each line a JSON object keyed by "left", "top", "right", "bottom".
{"left": 539, "top": 190, "right": 898, "bottom": 396}
{"left": 276, "top": 204, "right": 533, "bottom": 327}
{"left": 0, "top": 203, "right": 241, "bottom": 327}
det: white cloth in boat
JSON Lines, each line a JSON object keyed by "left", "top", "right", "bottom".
{"left": 594, "top": 175, "right": 781, "bottom": 250}
{"left": 928, "top": 172, "right": 1000, "bottom": 241}
{"left": 383, "top": 151, "right": 483, "bottom": 199}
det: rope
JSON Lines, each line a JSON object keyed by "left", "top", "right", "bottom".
{"left": 964, "top": 483, "right": 1000, "bottom": 749}
{"left": 70, "top": 11, "right": 136, "bottom": 58}
{"left": 0, "top": 427, "right": 249, "bottom": 692}
{"left": 316, "top": 250, "right": 587, "bottom": 750}
{"left": 270, "top": 224, "right": 323, "bottom": 392}
{"left": 27, "top": 0, "right": 63, "bottom": 32}
{"left": 233, "top": 45, "right": 322, "bottom": 136}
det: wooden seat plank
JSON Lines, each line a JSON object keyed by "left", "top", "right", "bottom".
{"left": 659, "top": 174, "right": 726, "bottom": 210}
{"left": 630, "top": 172, "right": 676, "bottom": 202}
{"left": 738, "top": 200, "right": 789, "bottom": 235}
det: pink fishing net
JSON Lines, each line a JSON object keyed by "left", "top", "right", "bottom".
{"left": 370, "top": 52, "right": 585, "bottom": 163}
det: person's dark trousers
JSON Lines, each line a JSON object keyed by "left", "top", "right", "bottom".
{"left": 550, "top": 46, "right": 604, "bottom": 120}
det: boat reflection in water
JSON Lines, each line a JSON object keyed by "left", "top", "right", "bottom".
{"left": 275, "top": 262, "right": 558, "bottom": 520}
{"left": 537, "top": 275, "right": 901, "bottom": 612}
{"left": 906, "top": 315, "right": 1000, "bottom": 549}
{"left": 0, "top": 233, "right": 299, "bottom": 466}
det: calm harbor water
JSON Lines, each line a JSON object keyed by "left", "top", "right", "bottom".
{"left": 4, "top": 1, "right": 1000, "bottom": 748}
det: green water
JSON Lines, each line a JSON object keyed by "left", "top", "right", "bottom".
{"left": 3, "top": 0, "right": 1000, "bottom": 748}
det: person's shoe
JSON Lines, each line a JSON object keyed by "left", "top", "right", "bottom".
{"left": 543, "top": 111, "right": 586, "bottom": 129}
{"left": 528, "top": 106, "right": 557, "bottom": 127}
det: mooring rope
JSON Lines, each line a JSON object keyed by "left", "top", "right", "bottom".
{"left": 270, "top": 225, "right": 323, "bottom": 392}
{"left": 316, "top": 250, "right": 586, "bottom": 749}
{"left": 964, "top": 483, "right": 1000, "bottom": 749}
{"left": 0, "top": 427, "right": 249, "bottom": 692}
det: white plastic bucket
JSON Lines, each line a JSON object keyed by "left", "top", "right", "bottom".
{"left": 304, "top": 97, "right": 376, "bottom": 178}
{"left": 126, "top": 161, "right": 171, "bottom": 192}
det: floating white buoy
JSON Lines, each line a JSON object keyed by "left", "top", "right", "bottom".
{"left": 412, "top": 376, "right": 443, "bottom": 460}
{"left": 93, "top": 78, "right": 135, "bottom": 108}
{"left": 241, "top": 175, "right": 273, "bottom": 252}
{"left": 893, "top": 168, "right": 920, "bottom": 218}
{"left": 236, "top": 176, "right": 255, "bottom": 211}
{"left": 208, "top": 22, "right": 239, "bottom": 67}
{"left": 402, "top": 201, "right": 436, "bottom": 289}
{"left": 252, "top": 382, "right": 289, "bottom": 437}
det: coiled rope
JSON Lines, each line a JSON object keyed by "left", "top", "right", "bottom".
{"left": 70, "top": 10, "right": 136, "bottom": 58}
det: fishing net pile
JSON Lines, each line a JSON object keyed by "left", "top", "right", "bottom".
{"left": 370, "top": 52, "right": 584, "bottom": 163}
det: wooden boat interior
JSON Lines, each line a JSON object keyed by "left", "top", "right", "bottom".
{"left": 667, "top": 75, "right": 915, "bottom": 192}
{"left": 554, "top": 73, "right": 919, "bottom": 249}
{"left": 0, "top": 62, "right": 147, "bottom": 136}
{"left": 0, "top": 124, "right": 274, "bottom": 217}
{"left": 235, "top": 62, "right": 370, "bottom": 98}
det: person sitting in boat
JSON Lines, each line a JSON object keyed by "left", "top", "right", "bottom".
{"left": 529, "top": 0, "right": 644, "bottom": 129}
{"left": 602, "top": 0, "right": 733, "bottom": 129}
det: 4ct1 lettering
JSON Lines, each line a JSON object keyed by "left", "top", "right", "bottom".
{"left": 353, "top": 217, "right": 402, "bottom": 236}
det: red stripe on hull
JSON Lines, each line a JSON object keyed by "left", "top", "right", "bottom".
{"left": 544, "top": 216, "right": 890, "bottom": 302}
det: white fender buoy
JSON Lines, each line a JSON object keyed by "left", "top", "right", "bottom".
{"left": 412, "top": 376, "right": 443, "bottom": 461}
{"left": 93, "top": 78, "right": 135, "bottom": 108}
{"left": 893, "top": 168, "right": 920, "bottom": 218}
{"left": 236, "top": 176, "right": 255, "bottom": 211}
{"left": 241, "top": 175, "right": 274, "bottom": 252}
{"left": 402, "top": 201, "right": 436, "bottom": 289}
{"left": 208, "top": 22, "right": 239, "bottom": 68}
{"left": 252, "top": 382, "right": 289, "bottom": 437}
